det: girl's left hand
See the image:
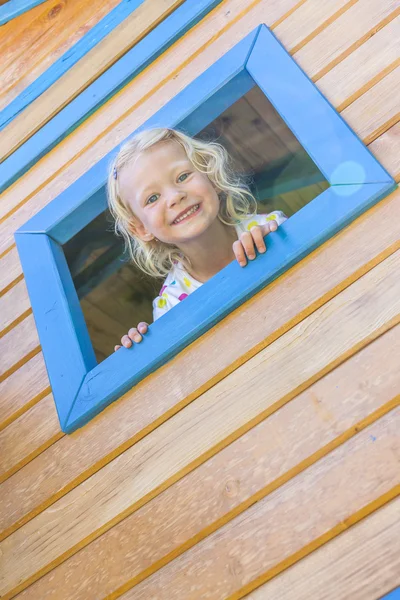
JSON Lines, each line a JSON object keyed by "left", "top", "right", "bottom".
{"left": 233, "top": 220, "right": 278, "bottom": 267}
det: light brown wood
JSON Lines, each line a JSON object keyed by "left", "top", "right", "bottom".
{"left": 293, "top": 0, "right": 400, "bottom": 82}
{"left": 0, "top": 278, "right": 30, "bottom": 336}
{"left": 0, "top": 246, "right": 23, "bottom": 295}
{"left": 273, "top": 0, "right": 357, "bottom": 55}
{"left": 0, "top": 352, "right": 49, "bottom": 431}
{"left": 13, "top": 324, "right": 400, "bottom": 600}
{"left": 0, "top": 251, "right": 399, "bottom": 595}
{"left": 245, "top": 497, "right": 400, "bottom": 600}
{"left": 0, "top": 394, "right": 61, "bottom": 483}
{"left": 0, "top": 314, "right": 39, "bottom": 382}
{"left": 317, "top": 15, "right": 400, "bottom": 112}
{"left": 342, "top": 66, "right": 400, "bottom": 145}
{"left": 0, "top": 0, "right": 187, "bottom": 161}
{"left": 119, "top": 411, "right": 400, "bottom": 599}
{"left": 369, "top": 121, "right": 400, "bottom": 181}
{"left": 1, "top": 190, "right": 399, "bottom": 539}
{"left": 0, "top": 0, "right": 122, "bottom": 112}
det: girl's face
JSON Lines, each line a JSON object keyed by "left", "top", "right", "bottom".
{"left": 119, "top": 140, "right": 221, "bottom": 246}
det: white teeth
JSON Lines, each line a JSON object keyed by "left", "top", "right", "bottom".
{"left": 173, "top": 204, "right": 199, "bottom": 224}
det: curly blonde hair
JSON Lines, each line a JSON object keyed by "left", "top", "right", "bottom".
{"left": 107, "top": 127, "right": 257, "bottom": 278}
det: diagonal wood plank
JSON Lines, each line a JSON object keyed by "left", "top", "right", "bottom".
{"left": 0, "top": 0, "right": 122, "bottom": 112}
{"left": 121, "top": 410, "right": 400, "bottom": 599}
{"left": 0, "top": 191, "right": 399, "bottom": 540}
{"left": 0, "top": 0, "right": 187, "bottom": 161}
{"left": 244, "top": 497, "right": 400, "bottom": 600}
{"left": 0, "top": 250, "right": 399, "bottom": 596}
{"left": 12, "top": 324, "right": 400, "bottom": 600}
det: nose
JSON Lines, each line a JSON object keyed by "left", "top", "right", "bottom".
{"left": 166, "top": 186, "right": 186, "bottom": 207}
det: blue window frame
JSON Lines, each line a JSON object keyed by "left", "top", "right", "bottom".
{"left": 15, "top": 24, "right": 396, "bottom": 433}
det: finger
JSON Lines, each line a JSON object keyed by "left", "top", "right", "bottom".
{"left": 121, "top": 334, "right": 133, "bottom": 348}
{"left": 137, "top": 322, "right": 149, "bottom": 334}
{"left": 233, "top": 239, "right": 247, "bottom": 266}
{"left": 262, "top": 220, "right": 278, "bottom": 236}
{"left": 128, "top": 327, "right": 142, "bottom": 343}
{"left": 249, "top": 226, "right": 266, "bottom": 253}
{"left": 114, "top": 345, "right": 122, "bottom": 352}
{"left": 239, "top": 231, "right": 256, "bottom": 260}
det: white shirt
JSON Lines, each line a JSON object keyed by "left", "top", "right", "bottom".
{"left": 152, "top": 211, "right": 287, "bottom": 321}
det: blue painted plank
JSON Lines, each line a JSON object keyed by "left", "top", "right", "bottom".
{"left": 14, "top": 233, "right": 97, "bottom": 427}
{"left": 18, "top": 28, "right": 259, "bottom": 243}
{"left": 65, "top": 180, "right": 395, "bottom": 432}
{"left": 246, "top": 25, "right": 394, "bottom": 185}
{"left": 0, "top": 0, "right": 224, "bottom": 195}
{"left": 0, "top": 0, "right": 48, "bottom": 25}
{"left": 0, "top": 0, "right": 146, "bottom": 129}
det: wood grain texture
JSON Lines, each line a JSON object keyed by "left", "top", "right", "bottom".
{"left": 317, "top": 15, "right": 400, "bottom": 112}
{"left": 369, "top": 122, "right": 400, "bottom": 182}
{"left": 342, "top": 66, "right": 400, "bottom": 145}
{"left": 245, "top": 497, "right": 400, "bottom": 600}
{"left": 0, "top": 246, "right": 23, "bottom": 294}
{"left": 0, "top": 0, "right": 186, "bottom": 161}
{"left": 0, "top": 352, "right": 49, "bottom": 431}
{"left": 1, "top": 189, "right": 399, "bottom": 537}
{"left": 0, "top": 0, "right": 122, "bottom": 111}
{"left": 0, "top": 277, "right": 30, "bottom": 335}
{"left": 292, "top": 0, "right": 400, "bottom": 82}
{"left": 0, "top": 0, "right": 52, "bottom": 26}
{"left": 0, "top": 314, "right": 39, "bottom": 382}
{"left": 118, "top": 411, "right": 400, "bottom": 599}
{"left": 0, "top": 394, "right": 61, "bottom": 483}
{"left": 13, "top": 324, "right": 400, "bottom": 600}
{"left": 0, "top": 250, "right": 399, "bottom": 595}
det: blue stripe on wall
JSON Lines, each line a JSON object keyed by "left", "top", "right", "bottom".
{"left": 0, "top": 0, "right": 223, "bottom": 195}
{"left": 0, "top": 0, "right": 146, "bottom": 129}
{"left": 0, "top": 0, "right": 48, "bottom": 26}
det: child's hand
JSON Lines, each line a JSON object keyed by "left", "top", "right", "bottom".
{"left": 233, "top": 221, "right": 278, "bottom": 267}
{"left": 114, "top": 322, "right": 149, "bottom": 352}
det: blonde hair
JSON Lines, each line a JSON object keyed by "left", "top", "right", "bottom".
{"left": 107, "top": 127, "right": 257, "bottom": 278}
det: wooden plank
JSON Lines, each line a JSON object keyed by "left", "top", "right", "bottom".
{"left": 0, "top": 278, "right": 30, "bottom": 335}
{"left": 120, "top": 412, "right": 400, "bottom": 599}
{"left": 369, "top": 122, "right": 400, "bottom": 182}
{"left": 292, "top": 0, "right": 400, "bottom": 82}
{"left": 0, "top": 0, "right": 122, "bottom": 112}
{"left": 0, "top": 0, "right": 305, "bottom": 235}
{"left": 0, "top": 0, "right": 48, "bottom": 26}
{"left": 0, "top": 314, "right": 40, "bottom": 382}
{"left": 341, "top": 66, "right": 400, "bottom": 145}
{"left": 0, "top": 189, "right": 399, "bottom": 538}
{"left": 11, "top": 324, "right": 400, "bottom": 600}
{"left": 245, "top": 497, "right": 400, "bottom": 600}
{"left": 0, "top": 394, "right": 61, "bottom": 483}
{"left": 0, "top": 0, "right": 187, "bottom": 162}
{"left": 0, "top": 352, "right": 49, "bottom": 431}
{"left": 273, "top": 0, "right": 357, "bottom": 55}
{"left": 0, "top": 0, "right": 143, "bottom": 124}
{"left": 0, "top": 246, "right": 23, "bottom": 294}
{"left": 317, "top": 15, "right": 400, "bottom": 112}
{"left": 0, "top": 251, "right": 399, "bottom": 594}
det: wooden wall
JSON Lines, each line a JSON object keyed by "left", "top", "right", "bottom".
{"left": 0, "top": 0, "right": 399, "bottom": 598}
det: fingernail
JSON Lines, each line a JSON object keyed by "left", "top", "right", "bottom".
{"left": 248, "top": 254, "right": 255, "bottom": 260}
{"left": 259, "top": 247, "right": 266, "bottom": 253}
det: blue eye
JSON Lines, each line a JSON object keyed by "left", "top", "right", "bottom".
{"left": 146, "top": 193, "right": 159, "bottom": 205}
{"left": 178, "top": 172, "right": 190, "bottom": 182}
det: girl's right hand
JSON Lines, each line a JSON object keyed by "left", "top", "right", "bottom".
{"left": 114, "top": 322, "right": 149, "bottom": 352}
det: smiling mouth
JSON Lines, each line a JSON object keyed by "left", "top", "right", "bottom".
{"left": 171, "top": 204, "right": 201, "bottom": 225}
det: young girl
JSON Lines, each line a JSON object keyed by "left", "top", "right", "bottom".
{"left": 107, "top": 127, "right": 287, "bottom": 351}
